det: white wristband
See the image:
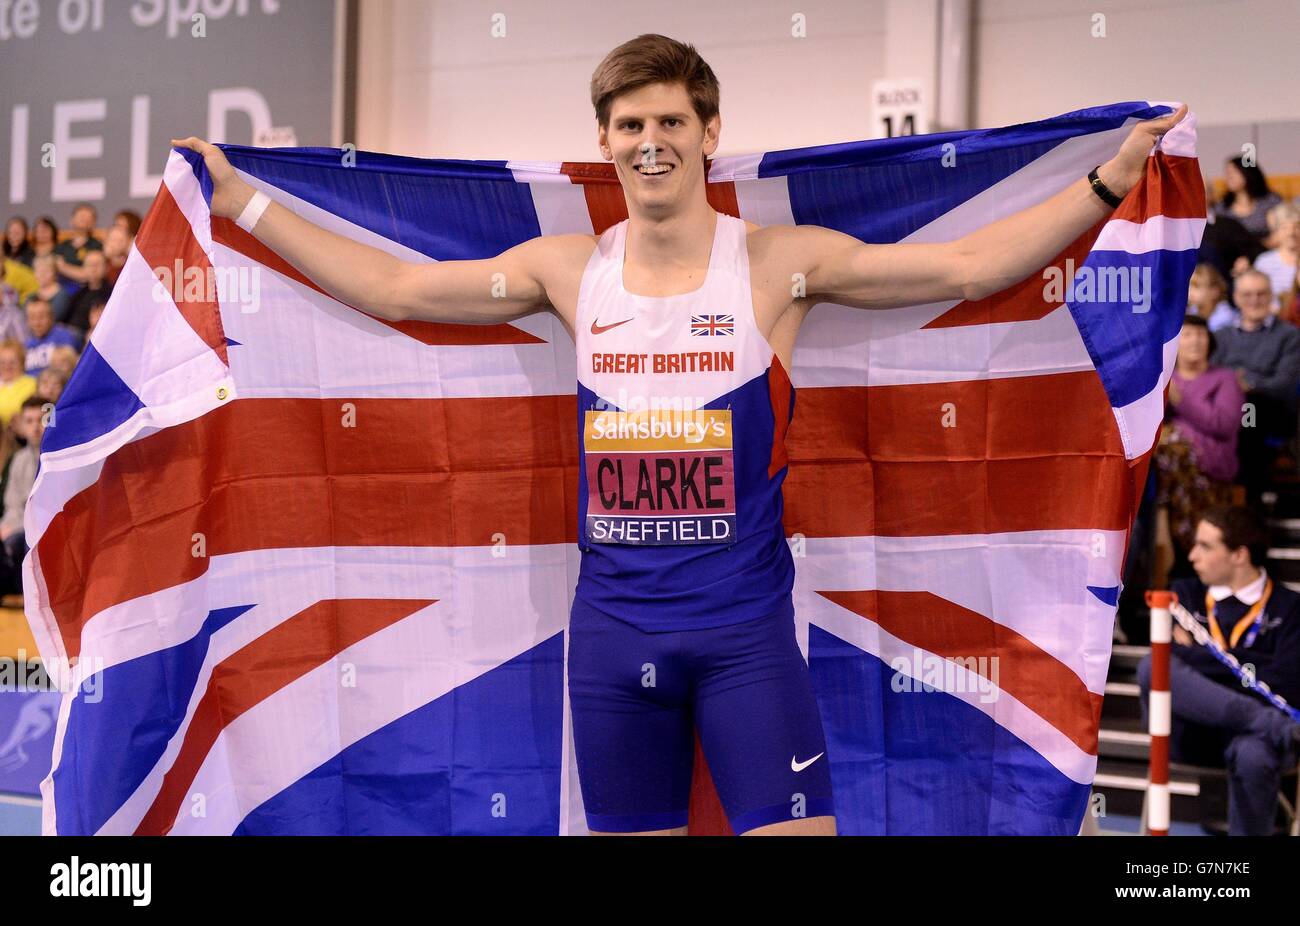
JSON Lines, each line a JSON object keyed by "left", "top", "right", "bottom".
{"left": 235, "top": 190, "right": 271, "bottom": 233}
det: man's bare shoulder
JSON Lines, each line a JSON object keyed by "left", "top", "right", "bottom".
{"left": 519, "top": 232, "right": 600, "bottom": 271}
{"left": 747, "top": 221, "right": 848, "bottom": 247}
{"left": 743, "top": 222, "right": 835, "bottom": 279}
{"left": 508, "top": 233, "right": 600, "bottom": 327}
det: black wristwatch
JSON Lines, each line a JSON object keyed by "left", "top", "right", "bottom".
{"left": 1088, "top": 166, "right": 1125, "bottom": 208}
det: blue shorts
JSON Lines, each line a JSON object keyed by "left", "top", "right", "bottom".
{"left": 566, "top": 597, "right": 834, "bottom": 834}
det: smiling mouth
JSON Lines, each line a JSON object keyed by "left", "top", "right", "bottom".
{"left": 634, "top": 163, "right": 675, "bottom": 177}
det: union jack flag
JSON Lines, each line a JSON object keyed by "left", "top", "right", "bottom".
{"left": 690, "top": 314, "right": 734, "bottom": 336}
{"left": 23, "top": 101, "right": 1200, "bottom": 834}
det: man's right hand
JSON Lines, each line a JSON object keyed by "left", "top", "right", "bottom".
{"left": 169, "top": 136, "right": 253, "bottom": 221}
{"left": 1173, "top": 625, "right": 1194, "bottom": 646}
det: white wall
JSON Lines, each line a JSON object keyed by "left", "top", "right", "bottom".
{"left": 974, "top": 0, "right": 1300, "bottom": 173}
{"left": 355, "top": 0, "right": 1300, "bottom": 174}
{"left": 355, "top": 0, "right": 891, "bottom": 161}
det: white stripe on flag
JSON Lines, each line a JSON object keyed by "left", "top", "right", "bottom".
{"left": 1093, "top": 216, "right": 1206, "bottom": 254}
{"left": 810, "top": 597, "right": 1098, "bottom": 786}
{"left": 163, "top": 151, "right": 214, "bottom": 256}
{"left": 213, "top": 246, "right": 578, "bottom": 399}
{"left": 1112, "top": 334, "right": 1180, "bottom": 459}
{"left": 792, "top": 302, "right": 1095, "bottom": 389}
{"left": 793, "top": 530, "right": 1125, "bottom": 698}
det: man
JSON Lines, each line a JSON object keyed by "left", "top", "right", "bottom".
{"left": 173, "top": 34, "right": 1185, "bottom": 836}
{"left": 1137, "top": 507, "right": 1300, "bottom": 835}
{"left": 1212, "top": 269, "right": 1300, "bottom": 502}
{"left": 54, "top": 202, "right": 103, "bottom": 286}
{"left": 23, "top": 298, "right": 82, "bottom": 377}
{"left": 64, "top": 251, "right": 113, "bottom": 334}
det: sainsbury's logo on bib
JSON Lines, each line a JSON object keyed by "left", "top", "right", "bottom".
{"left": 583, "top": 408, "right": 736, "bottom": 546}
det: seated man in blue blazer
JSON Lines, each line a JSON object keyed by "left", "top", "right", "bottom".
{"left": 1137, "top": 505, "right": 1300, "bottom": 835}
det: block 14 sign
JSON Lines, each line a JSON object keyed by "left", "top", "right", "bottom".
{"left": 872, "top": 79, "right": 928, "bottom": 138}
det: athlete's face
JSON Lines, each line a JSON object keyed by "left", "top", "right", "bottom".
{"left": 599, "top": 82, "right": 719, "bottom": 213}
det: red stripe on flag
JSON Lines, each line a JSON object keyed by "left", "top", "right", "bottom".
{"left": 133, "top": 183, "right": 230, "bottom": 365}
{"left": 818, "top": 588, "right": 1102, "bottom": 754}
{"left": 1114, "top": 152, "right": 1205, "bottom": 223}
{"left": 782, "top": 369, "right": 1131, "bottom": 536}
{"left": 209, "top": 216, "right": 546, "bottom": 346}
{"left": 133, "top": 597, "right": 433, "bottom": 835}
{"left": 39, "top": 371, "right": 1125, "bottom": 660}
{"left": 767, "top": 356, "right": 793, "bottom": 479}
{"left": 38, "top": 396, "right": 580, "bottom": 661}
{"left": 561, "top": 162, "right": 626, "bottom": 235}
{"left": 559, "top": 160, "right": 740, "bottom": 234}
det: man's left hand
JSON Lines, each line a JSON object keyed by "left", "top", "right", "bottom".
{"left": 1096, "top": 104, "right": 1189, "bottom": 200}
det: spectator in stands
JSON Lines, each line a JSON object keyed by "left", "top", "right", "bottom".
{"left": 1137, "top": 506, "right": 1300, "bottom": 835}
{"left": 26, "top": 254, "right": 72, "bottom": 325}
{"left": 45, "top": 345, "right": 79, "bottom": 382}
{"left": 35, "top": 368, "right": 65, "bottom": 405}
{"left": 1215, "top": 157, "right": 1283, "bottom": 242}
{"left": 0, "top": 397, "right": 46, "bottom": 596}
{"left": 1200, "top": 177, "right": 1263, "bottom": 282}
{"left": 1152, "top": 316, "right": 1244, "bottom": 585}
{"left": 64, "top": 251, "right": 112, "bottom": 334}
{"left": 1186, "top": 263, "right": 1239, "bottom": 331}
{"left": 54, "top": 203, "right": 103, "bottom": 287}
{"left": 1254, "top": 203, "right": 1300, "bottom": 300}
{"left": 3, "top": 218, "right": 34, "bottom": 266}
{"left": 0, "top": 341, "right": 36, "bottom": 428}
{"left": 30, "top": 217, "right": 58, "bottom": 265}
{"left": 1212, "top": 270, "right": 1300, "bottom": 503}
{"left": 23, "top": 299, "right": 82, "bottom": 378}
{"left": 113, "top": 209, "right": 142, "bottom": 238}
{"left": 102, "top": 225, "right": 131, "bottom": 286}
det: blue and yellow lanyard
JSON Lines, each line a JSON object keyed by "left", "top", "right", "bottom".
{"left": 1204, "top": 577, "right": 1273, "bottom": 650}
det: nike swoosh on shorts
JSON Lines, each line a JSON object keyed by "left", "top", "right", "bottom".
{"left": 791, "top": 752, "right": 824, "bottom": 772}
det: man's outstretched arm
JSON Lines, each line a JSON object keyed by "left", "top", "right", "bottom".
{"left": 169, "top": 137, "right": 555, "bottom": 324}
{"left": 783, "top": 105, "right": 1188, "bottom": 309}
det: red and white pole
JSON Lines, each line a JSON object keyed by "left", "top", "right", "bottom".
{"left": 1143, "top": 590, "right": 1173, "bottom": 836}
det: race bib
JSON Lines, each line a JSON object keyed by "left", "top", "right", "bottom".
{"left": 583, "top": 407, "right": 736, "bottom": 545}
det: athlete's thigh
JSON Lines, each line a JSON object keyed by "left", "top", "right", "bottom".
{"left": 589, "top": 825, "right": 689, "bottom": 836}
{"left": 692, "top": 613, "right": 835, "bottom": 835}
{"left": 567, "top": 600, "right": 695, "bottom": 834}
{"left": 743, "top": 815, "right": 836, "bottom": 836}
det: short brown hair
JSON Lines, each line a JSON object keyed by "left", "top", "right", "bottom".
{"left": 590, "top": 34, "right": 720, "bottom": 131}
{"left": 1200, "top": 505, "right": 1270, "bottom": 568}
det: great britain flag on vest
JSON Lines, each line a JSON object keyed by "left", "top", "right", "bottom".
{"left": 23, "top": 101, "right": 1202, "bottom": 835}
{"left": 691, "top": 314, "right": 734, "bottom": 337}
